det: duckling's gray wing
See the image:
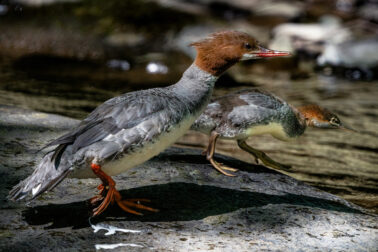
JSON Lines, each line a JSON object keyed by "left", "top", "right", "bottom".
{"left": 192, "top": 89, "right": 289, "bottom": 138}
{"left": 231, "top": 89, "right": 286, "bottom": 110}
{"left": 221, "top": 89, "right": 288, "bottom": 131}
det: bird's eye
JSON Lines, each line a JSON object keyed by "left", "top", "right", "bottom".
{"left": 244, "top": 43, "right": 252, "bottom": 50}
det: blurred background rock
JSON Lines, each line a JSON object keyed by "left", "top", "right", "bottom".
{"left": 0, "top": 0, "right": 377, "bottom": 213}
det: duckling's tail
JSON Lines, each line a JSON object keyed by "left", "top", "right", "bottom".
{"left": 8, "top": 150, "right": 72, "bottom": 201}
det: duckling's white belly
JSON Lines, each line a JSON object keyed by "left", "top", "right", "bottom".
{"left": 245, "top": 122, "right": 292, "bottom": 141}
{"left": 72, "top": 114, "right": 197, "bottom": 178}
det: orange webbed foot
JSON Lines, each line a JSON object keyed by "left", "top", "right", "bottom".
{"left": 114, "top": 191, "right": 159, "bottom": 216}
{"left": 89, "top": 184, "right": 106, "bottom": 205}
{"left": 90, "top": 163, "right": 158, "bottom": 217}
{"left": 91, "top": 186, "right": 158, "bottom": 217}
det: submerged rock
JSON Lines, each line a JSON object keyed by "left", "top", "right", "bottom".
{"left": 317, "top": 37, "right": 378, "bottom": 80}
{"left": 1, "top": 106, "right": 377, "bottom": 251}
{"left": 270, "top": 16, "right": 352, "bottom": 56}
{"left": 317, "top": 37, "right": 378, "bottom": 69}
{"left": 153, "top": 0, "right": 304, "bottom": 19}
{"left": 358, "top": 2, "right": 378, "bottom": 22}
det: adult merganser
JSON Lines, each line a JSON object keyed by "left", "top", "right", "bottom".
{"left": 8, "top": 31, "right": 290, "bottom": 216}
{"left": 191, "top": 89, "right": 355, "bottom": 176}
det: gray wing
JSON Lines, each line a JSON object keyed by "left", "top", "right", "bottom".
{"left": 45, "top": 88, "right": 183, "bottom": 167}
{"left": 237, "top": 89, "right": 285, "bottom": 109}
{"left": 192, "top": 89, "right": 287, "bottom": 137}
{"left": 225, "top": 89, "right": 287, "bottom": 128}
{"left": 217, "top": 88, "right": 285, "bottom": 110}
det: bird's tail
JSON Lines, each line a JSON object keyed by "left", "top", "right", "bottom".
{"left": 8, "top": 152, "right": 72, "bottom": 201}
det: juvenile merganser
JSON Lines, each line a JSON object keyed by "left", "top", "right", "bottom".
{"left": 8, "top": 31, "right": 290, "bottom": 216}
{"left": 191, "top": 89, "right": 355, "bottom": 176}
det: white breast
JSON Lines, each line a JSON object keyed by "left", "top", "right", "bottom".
{"left": 71, "top": 114, "right": 198, "bottom": 178}
{"left": 245, "top": 122, "right": 292, "bottom": 141}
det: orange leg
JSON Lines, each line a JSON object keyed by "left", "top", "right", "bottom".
{"left": 90, "top": 163, "right": 159, "bottom": 217}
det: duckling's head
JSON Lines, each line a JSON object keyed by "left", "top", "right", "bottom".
{"left": 190, "top": 31, "right": 290, "bottom": 76}
{"left": 298, "top": 104, "right": 356, "bottom": 131}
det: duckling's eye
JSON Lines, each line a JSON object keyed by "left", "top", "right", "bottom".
{"left": 244, "top": 43, "right": 252, "bottom": 50}
{"left": 330, "top": 117, "right": 340, "bottom": 125}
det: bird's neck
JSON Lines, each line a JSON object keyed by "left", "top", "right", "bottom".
{"left": 194, "top": 52, "right": 238, "bottom": 76}
{"left": 177, "top": 63, "right": 219, "bottom": 88}
{"left": 283, "top": 105, "right": 307, "bottom": 138}
{"left": 170, "top": 64, "right": 218, "bottom": 114}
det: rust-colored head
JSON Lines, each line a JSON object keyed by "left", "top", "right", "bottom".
{"left": 190, "top": 31, "right": 290, "bottom": 76}
{"left": 297, "top": 104, "right": 356, "bottom": 131}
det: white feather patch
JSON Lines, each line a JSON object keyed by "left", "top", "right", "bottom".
{"left": 246, "top": 122, "right": 291, "bottom": 141}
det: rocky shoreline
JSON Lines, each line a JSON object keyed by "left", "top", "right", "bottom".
{"left": 0, "top": 106, "right": 376, "bottom": 251}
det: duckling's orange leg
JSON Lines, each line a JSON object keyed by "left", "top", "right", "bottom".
{"left": 237, "top": 140, "right": 291, "bottom": 171}
{"left": 205, "top": 131, "right": 238, "bottom": 176}
{"left": 90, "top": 163, "right": 158, "bottom": 217}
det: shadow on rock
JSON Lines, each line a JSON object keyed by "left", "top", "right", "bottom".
{"left": 22, "top": 182, "right": 362, "bottom": 229}
{"left": 154, "top": 151, "right": 280, "bottom": 174}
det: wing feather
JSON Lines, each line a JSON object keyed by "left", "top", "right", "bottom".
{"left": 205, "top": 89, "right": 287, "bottom": 130}
{"left": 43, "top": 89, "right": 182, "bottom": 167}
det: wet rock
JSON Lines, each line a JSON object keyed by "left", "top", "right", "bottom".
{"left": 317, "top": 37, "right": 378, "bottom": 80}
{"left": 0, "top": 105, "right": 78, "bottom": 129}
{"left": 249, "top": 0, "right": 304, "bottom": 19}
{"left": 305, "top": 0, "right": 355, "bottom": 19}
{"left": 1, "top": 106, "right": 377, "bottom": 251}
{"left": 154, "top": 0, "right": 304, "bottom": 20}
{"left": 0, "top": 4, "right": 9, "bottom": 15}
{"left": 104, "top": 32, "right": 146, "bottom": 48}
{"left": 317, "top": 37, "right": 378, "bottom": 69}
{"left": 153, "top": 0, "right": 252, "bottom": 19}
{"left": 335, "top": 0, "right": 358, "bottom": 13}
{"left": 0, "top": 105, "right": 79, "bottom": 204}
{"left": 358, "top": 2, "right": 378, "bottom": 22}
{"left": 106, "top": 59, "right": 131, "bottom": 71}
{"left": 270, "top": 16, "right": 352, "bottom": 56}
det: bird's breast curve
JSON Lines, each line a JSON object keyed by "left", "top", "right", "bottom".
{"left": 70, "top": 113, "right": 198, "bottom": 178}
{"left": 245, "top": 122, "right": 292, "bottom": 141}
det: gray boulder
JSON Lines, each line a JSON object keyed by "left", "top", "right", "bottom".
{"left": 317, "top": 37, "right": 378, "bottom": 69}
{"left": 270, "top": 16, "right": 352, "bottom": 55}
{"left": 0, "top": 106, "right": 377, "bottom": 251}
